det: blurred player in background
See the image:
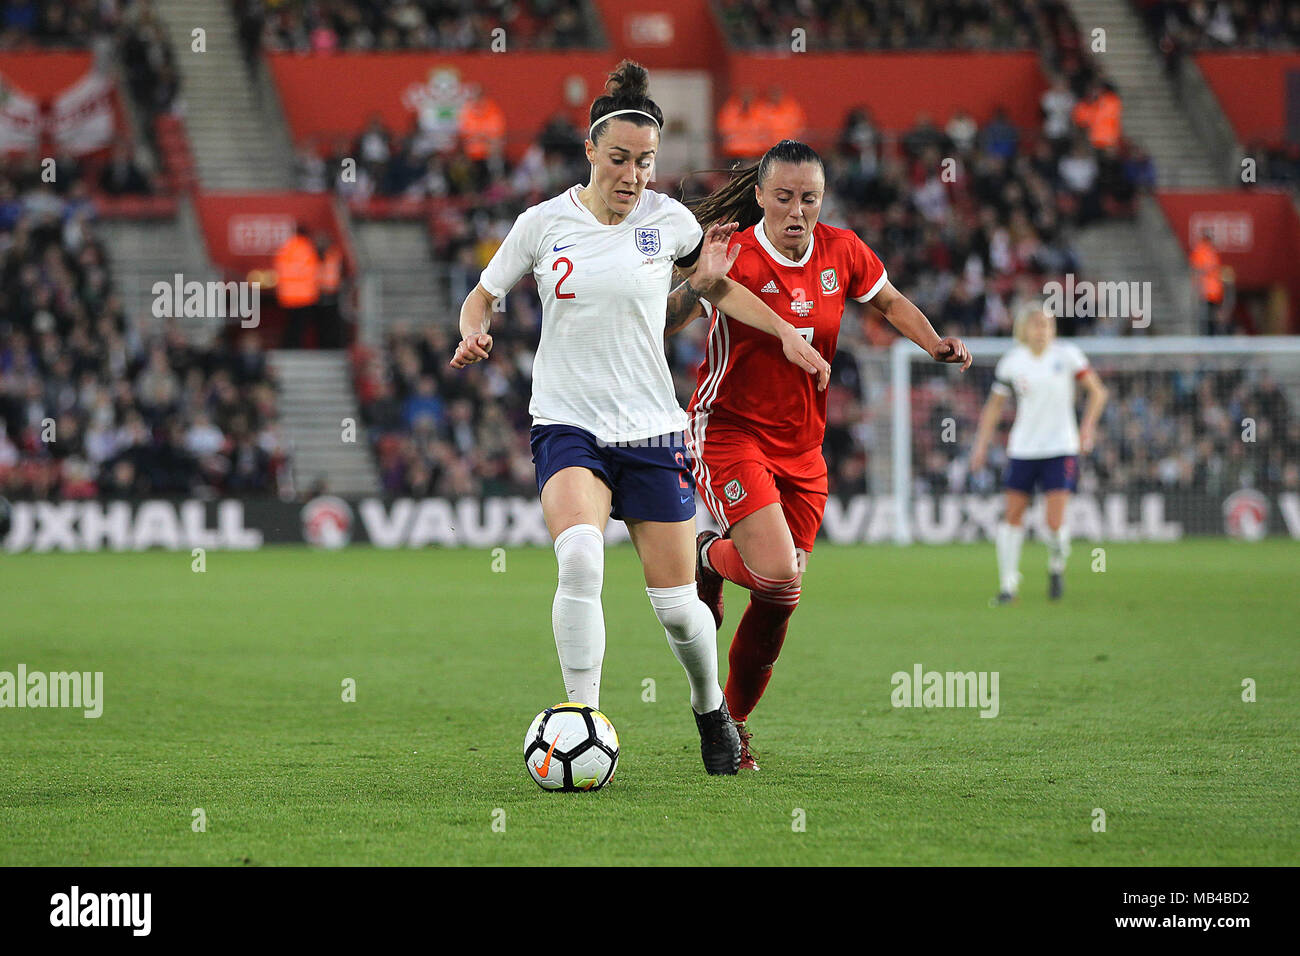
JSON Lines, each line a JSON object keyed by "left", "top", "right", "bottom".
{"left": 449, "top": 63, "right": 829, "bottom": 775}
{"left": 667, "top": 139, "right": 971, "bottom": 769}
{"left": 970, "top": 304, "right": 1109, "bottom": 604}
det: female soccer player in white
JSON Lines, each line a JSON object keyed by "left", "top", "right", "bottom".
{"left": 449, "top": 61, "right": 830, "bottom": 775}
{"left": 970, "top": 303, "right": 1108, "bottom": 603}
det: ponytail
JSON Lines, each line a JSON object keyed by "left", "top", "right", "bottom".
{"left": 686, "top": 164, "right": 764, "bottom": 232}
{"left": 684, "top": 139, "right": 825, "bottom": 231}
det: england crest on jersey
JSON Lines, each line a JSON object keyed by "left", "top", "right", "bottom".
{"left": 635, "top": 228, "right": 661, "bottom": 256}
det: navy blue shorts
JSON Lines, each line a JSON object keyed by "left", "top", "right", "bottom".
{"left": 530, "top": 424, "right": 697, "bottom": 523}
{"left": 1004, "top": 455, "right": 1078, "bottom": 494}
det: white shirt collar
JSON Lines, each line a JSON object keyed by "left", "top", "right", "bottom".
{"left": 755, "top": 221, "right": 816, "bottom": 268}
{"left": 570, "top": 184, "right": 643, "bottom": 228}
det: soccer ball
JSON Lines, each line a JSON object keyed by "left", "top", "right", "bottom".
{"left": 524, "top": 703, "right": 619, "bottom": 792}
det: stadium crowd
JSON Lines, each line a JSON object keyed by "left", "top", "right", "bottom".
{"left": 1249, "top": 141, "right": 1300, "bottom": 187}
{"left": 719, "top": 0, "right": 1079, "bottom": 50}
{"left": 231, "top": 0, "right": 600, "bottom": 55}
{"left": 0, "top": 0, "right": 178, "bottom": 192}
{"left": 0, "top": 0, "right": 179, "bottom": 119}
{"left": 1136, "top": 0, "right": 1300, "bottom": 52}
{"left": 910, "top": 358, "right": 1299, "bottom": 499}
{"left": 0, "top": 1, "right": 283, "bottom": 501}
{"left": 4, "top": 0, "right": 1289, "bottom": 507}
{"left": 324, "top": 0, "right": 1145, "bottom": 498}
{"left": 341, "top": 78, "right": 1159, "bottom": 497}
{"left": 0, "top": 0, "right": 117, "bottom": 45}
{"left": 0, "top": 192, "right": 289, "bottom": 500}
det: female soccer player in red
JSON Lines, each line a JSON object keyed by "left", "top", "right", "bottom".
{"left": 666, "top": 139, "right": 971, "bottom": 769}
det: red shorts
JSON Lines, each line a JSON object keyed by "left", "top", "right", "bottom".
{"left": 687, "top": 422, "right": 828, "bottom": 552}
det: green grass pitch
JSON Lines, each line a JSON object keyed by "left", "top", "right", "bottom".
{"left": 1, "top": 539, "right": 1296, "bottom": 866}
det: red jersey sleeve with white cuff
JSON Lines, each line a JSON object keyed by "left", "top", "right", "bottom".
{"left": 848, "top": 231, "right": 889, "bottom": 303}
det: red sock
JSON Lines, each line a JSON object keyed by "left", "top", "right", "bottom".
{"left": 723, "top": 582, "right": 800, "bottom": 722}
{"left": 705, "top": 538, "right": 793, "bottom": 593}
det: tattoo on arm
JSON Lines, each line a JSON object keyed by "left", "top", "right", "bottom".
{"left": 665, "top": 278, "right": 703, "bottom": 335}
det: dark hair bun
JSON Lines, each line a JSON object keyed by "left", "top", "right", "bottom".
{"left": 589, "top": 59, "right": 662, "bottom": 142}
{"left": 605, "top": 60, "right": 650, "bottom": 99}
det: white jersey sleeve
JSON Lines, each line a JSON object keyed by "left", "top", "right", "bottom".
{"left": 991, "top": 353, "right": 1014, "bottom": 397}
{"left": 666, "top": 198, "right": 704, "bottom": 260}
{"left": 1062, "top": 342, "right": 1090, "bottom": 377}
{"left": 479, "top": 205, "right": 543, "bottom": 299}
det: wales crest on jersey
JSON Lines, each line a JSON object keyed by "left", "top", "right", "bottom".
{"left": 635, "top": 228, "right": 661, "bottom": 256}
{"left": 820, "top": 268, "right": 839, "bottom": 293}
{"left": 724, "top": 479, "right": 746, "bottom": 504}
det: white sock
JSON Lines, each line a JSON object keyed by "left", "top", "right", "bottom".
{"left": 995, "top": 522, "right": 1025, "bottom": 595}
{"left": 1047, "top": 525, "right": 1071, "bottom": 574}
{"left": 552, "top": 524, "right": 606, "bottom": 709}
{"left": 647, "top": 583, "right": 723, "bottom": 714}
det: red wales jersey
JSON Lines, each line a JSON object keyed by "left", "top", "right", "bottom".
{"left": 687, "top": 221, "right": 887, "bottom": 455}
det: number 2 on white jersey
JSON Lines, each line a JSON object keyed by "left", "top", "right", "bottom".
{"left": 553, "top": 257, "right": 576, "bottom": 299}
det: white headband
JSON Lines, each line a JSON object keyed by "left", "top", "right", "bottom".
{"left": 589, "top": 109, "right": 661, "bottom": 141}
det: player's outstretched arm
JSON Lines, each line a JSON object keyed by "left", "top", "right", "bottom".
{"left": 450, "top": 283, "right": 497, "bottom": 368}
{"left": 666, "top": 220, "right": 740, "bottom": 336}
{"left": 870, "top": 280, "right": 971, "bottom": 371}
{"left": 970, "top": 391, "right": 1007, "bottom": 472}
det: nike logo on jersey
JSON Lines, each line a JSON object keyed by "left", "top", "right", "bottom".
{"left": 760, "top": 280, "right": 779, "bottom": 293}
{"left": 552, "top": 243, "right": 576, "bottom": 252}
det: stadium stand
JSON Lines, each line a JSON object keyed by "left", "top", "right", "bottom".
{"left": 719, "top": 0, "right": 1047, "bottom": 49}
{"left": 1135, "top": 0, "right": 1300, "bottom": 52}
{"left": 1133, "top": 2, "right": 1300, "bottom": 197}
{"left": 1253, "top": 141, "right": 1300, "bottom": 186}
{"left": 0, "top": 1, "right": 290, "bottom": 500}
{"left": 292, "top": 0, "right": 1154, "bottom": 497}
{"left": 334, "top": 101, "right": 1148, "bottom": 495}
{"left": 0, "top": 198, "right": 290, "bottom": 500}
{"left": 908, "top": 354, "right": 1299, "bottom": 499}
{"left": 0, "top": 0, "right": 179, "bottom": 116}
{"left": 231, "top": 0, "right": 603, "bottom": 52}
{"left": 3, "top": 0, "right": 1292, "bottom": 506}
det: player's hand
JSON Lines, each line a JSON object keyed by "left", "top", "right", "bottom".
{"left": 970, "top": 446, "right": 987, "bottom": 472}
{"left": 1080, "top": 422, "right": 1096, "bottom": 454}
{"left": 779, "top": 325, "right": 832, "bottom": 392}
{"left": 689, "top": 221, "right": 741, "bottom": 293}
{"left": 450, "top": 332, "right": 493, "bottom": 368}
{"left": 931, "top": 336, "right": 972, "bottom": 371}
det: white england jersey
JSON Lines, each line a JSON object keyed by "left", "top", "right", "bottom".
{"left": 991, "top": 341, "right": 1090, "bottom": 459}
{"left": 479, "top": 185, "right": 704, "bottom": 444}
